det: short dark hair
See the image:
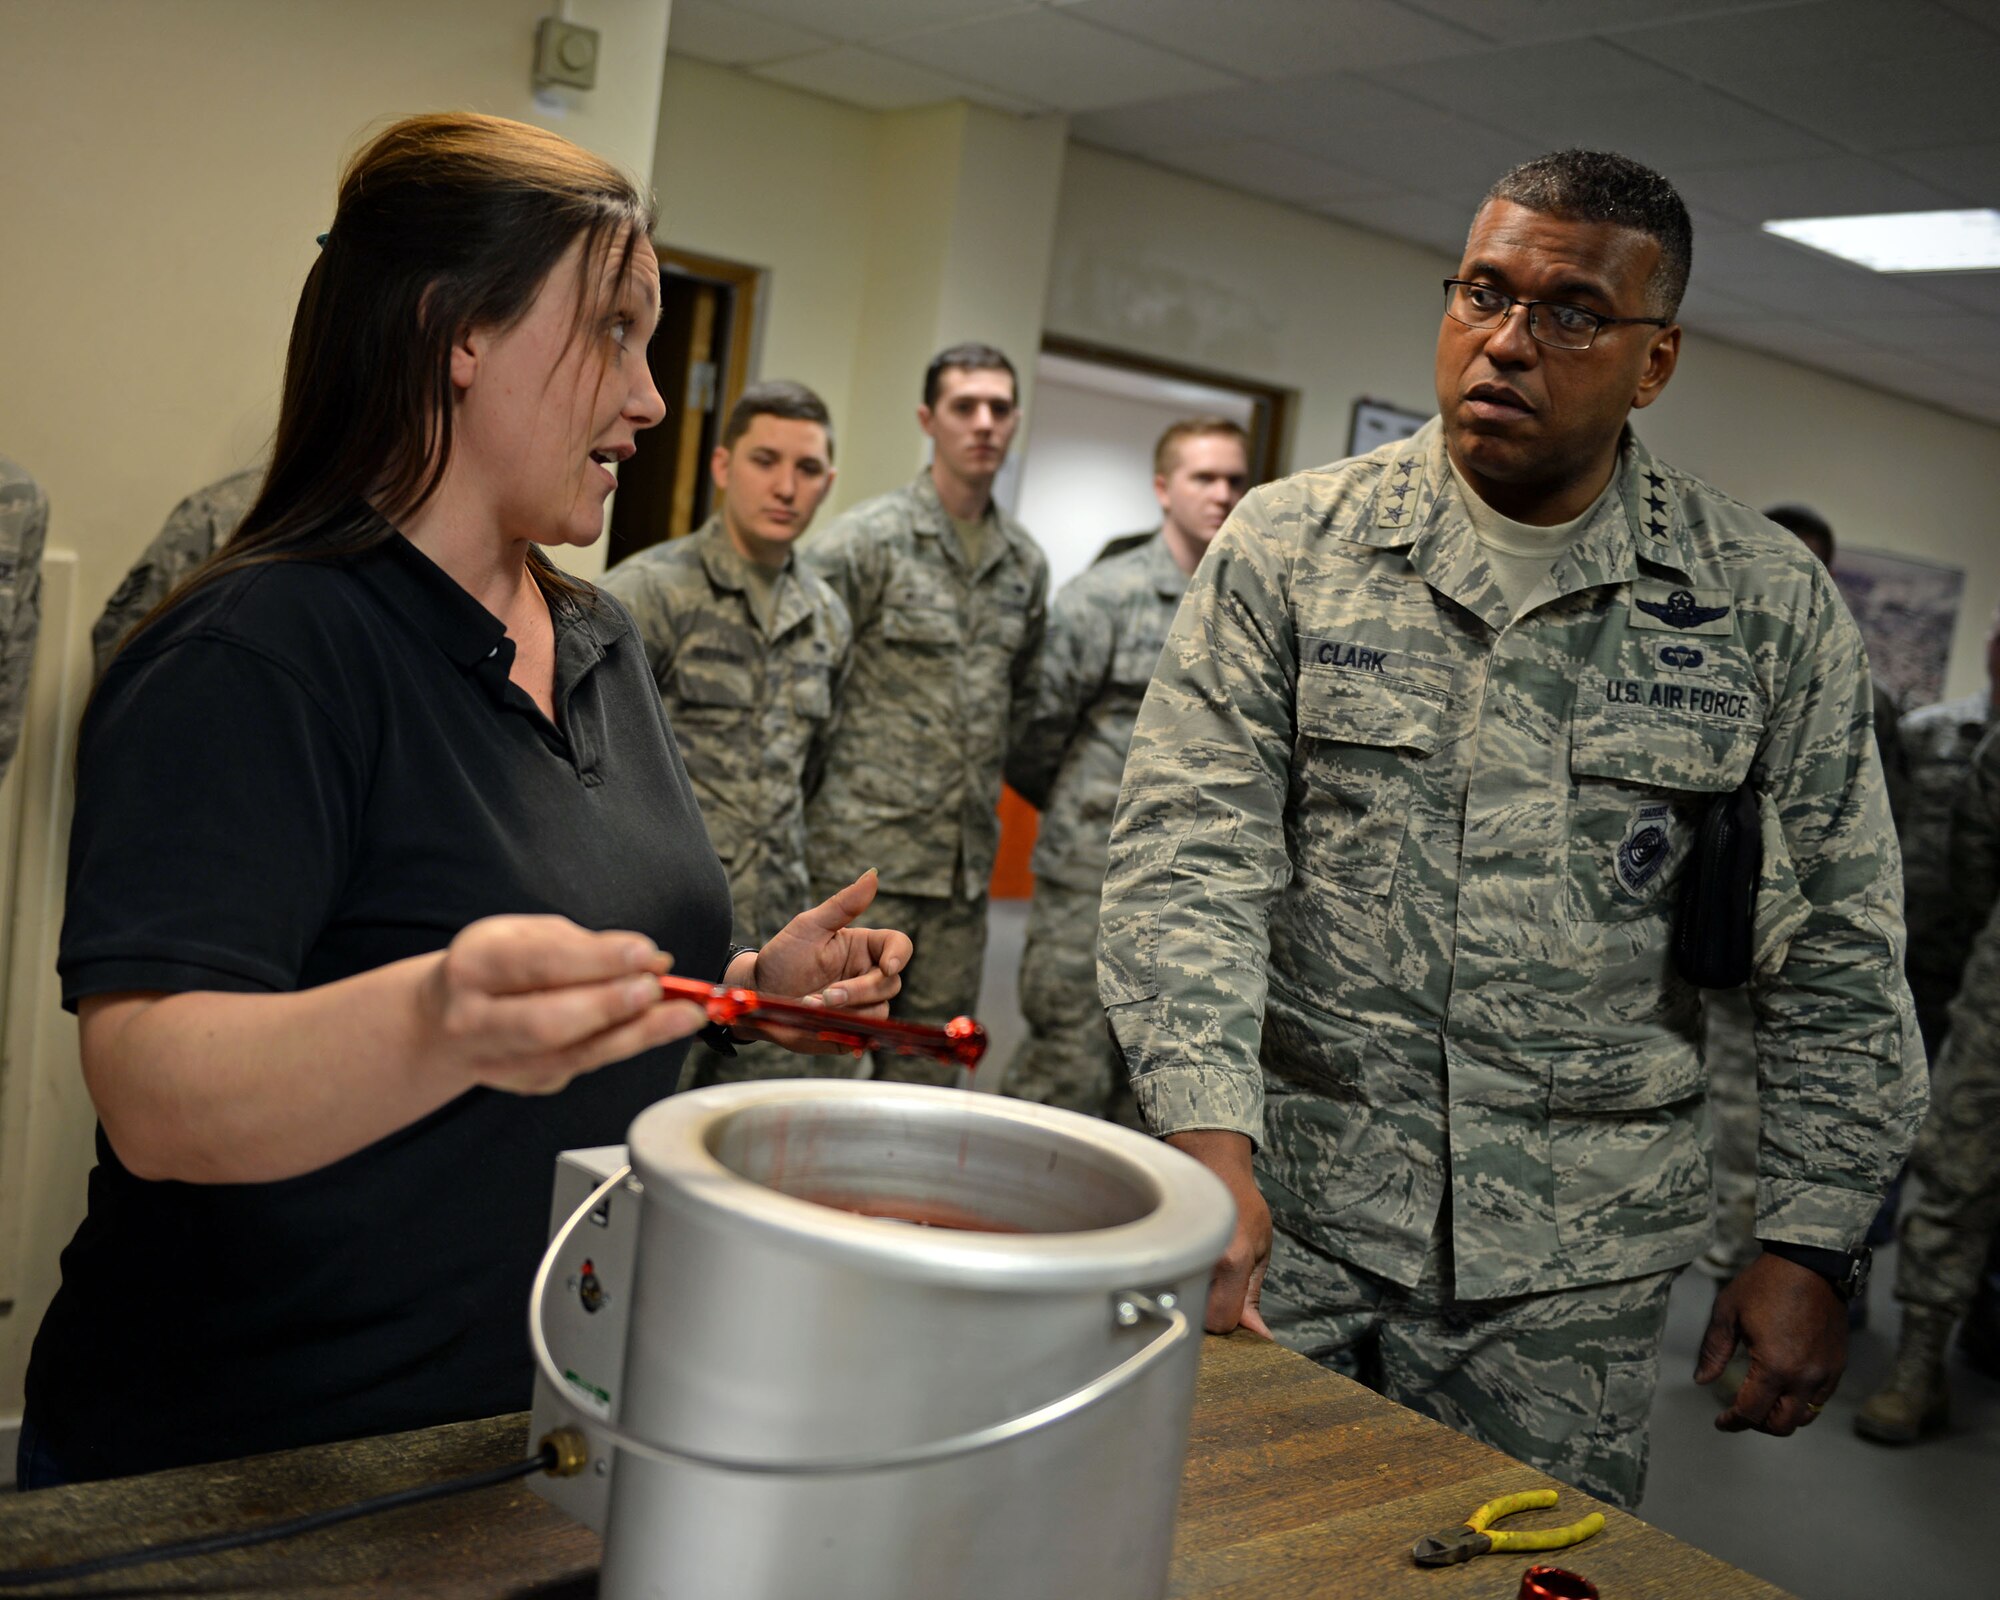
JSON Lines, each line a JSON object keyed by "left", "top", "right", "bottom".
{"left": 1154, "top": 416, "right": 1251, "bottom": 477}
{"left": 923, "top": 342, "right": 1017, "bottom": 409}
{"left": 1483, "top": 150, "right": 1693, "bottom": 320}
{"left": 1764, "top": 502, "right": 1834, "bottom": 557}
{"left": 722, "top": 379, "right": 835, "bottom": 461}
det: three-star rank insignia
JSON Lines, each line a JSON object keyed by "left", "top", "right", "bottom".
{"left": 1641, "top": 470, "right": 1672, "bottom": 544}
{"left": 1378, "top": 453, "right": 1423, "bottom": 529}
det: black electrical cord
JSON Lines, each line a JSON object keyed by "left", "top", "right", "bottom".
{"left": 0, "top": 1443, "right": 556, "bottom": 1589}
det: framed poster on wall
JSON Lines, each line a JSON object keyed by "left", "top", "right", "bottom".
{"left": 1348, "top": 397, "right": 1431, "bottom": 458}
{"left": 1831, "top": 547, "right": 1965, "bottom": 711}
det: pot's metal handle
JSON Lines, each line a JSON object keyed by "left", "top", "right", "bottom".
{"left": 529, "top": 1165, "right": 1191, "bottom": 1476}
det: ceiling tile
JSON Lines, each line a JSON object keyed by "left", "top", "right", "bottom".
{"left": 746, "top": 0, "right": 2000, "bottom": 428}
{"left": 1160, "top": 140, "right": 1400, "bottom": 205}
{"left": 1620, "top": 0, "right": 1992, "bottom": 67}
{"left": 1065, "top": 0, "right": 1490, "bottom": 82}
{"left": 729, "top": 0, "right": 1037, "bottom": 45}
{"left": 1617, "top": 0, "right": 2000, "bottom": 151}
{"left": 1367, "top": 38, "right": 1836, "bottom": 166}
{"left": 1314, "top": 192, "right": 1474, "bottom": 255}
{"left": 1864, "top": 315, "right": 2000, "bottom": 359}
{"left": 1887, "top": 141, "right": 2000, "bottom": 204}
{"left": 879, "top": 9, "right": 1238, "bottom": 112}
{"left": 1677, "top": 226, "right": 1996, "bottom": 336}
{"left": 1691, "top": 314, "right": 1887, "bottom": 371}
{"left": 1503, "top": 84, "right": 1836, "bottom": 170}
{"left": 1703, "top": 249, "right": 1973, "bottom": 320}
{"left": 1691, "top": 226, "right": 1826, "bottom": 279}
{"left": 1368, "top": 36, "right": 1691, "bottom": 113}
{"left": 1198, "top": 72, "right": 1542, "bottom": 196}
{"left": 751, "top": 45, "right": 1041, "bottom": 112}
{"left": 1676, "top": 281, "right": 1771, "bottom": 323}
{"left": 1860, "top": 324, "right": 2000, "bottom": 384}
{"left": 1837, "top": 345, "right": 1988, "bottom": 396}
{"left": 666, "top": 0, "right": 837, "bottom": 67}
{"left": 1067, "top": 90, "right": 1262, "bottom": 156}
{"left": 1397, "top": 0, "right": 1811, "bottom": 44}
{"left": 1908, "top": 272, "right": 2000, "bottom": 314}
{"left": 1674, "top": 154, "right": 1961, "bottom": 229}
{"left": 1774, "top": 52, "right": 2000, "bottom": 152}
{"left": 1930, "top": 0, "right": 2000, "bottom": 28}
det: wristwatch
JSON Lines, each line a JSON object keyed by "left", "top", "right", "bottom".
{"left": 1759, "top": 1240, "right": 1871, "bottom": 1302}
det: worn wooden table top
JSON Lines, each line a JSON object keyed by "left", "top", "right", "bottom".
{"left": 0, "top": 1332, "right": 1790, "bottom": 1598}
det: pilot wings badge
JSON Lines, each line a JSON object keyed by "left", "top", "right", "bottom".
{"left": 1636, "top": 588, "right": 1730, "bottom": 629}
{"left": 1628, "top": 581, "right": 1735, "bottom": 635}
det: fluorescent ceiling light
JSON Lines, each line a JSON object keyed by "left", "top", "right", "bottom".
{"left": 1761, "top": 209, "right": 2000, "bottom": 273}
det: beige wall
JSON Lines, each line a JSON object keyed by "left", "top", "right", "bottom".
{"left": 0, "top": 0, "right": 673, "bottom": 1428}
{"left": 651, "top": 57, "right": 1067, "bottom": 519}
{"left": 0, "top": 0, "right": 673, "bottom": 604}
{"left": 650, "top": 55, "right": 878, "bottom": 506}
{"left": 1046, "top": 145, "right": 2000, "bottom": 703}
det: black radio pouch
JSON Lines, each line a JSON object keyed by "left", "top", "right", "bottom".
{"left": 1673, "top": 777, "right": 1761, "bottom": 989}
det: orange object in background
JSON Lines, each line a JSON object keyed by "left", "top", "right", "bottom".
{"left": 990, "top": 785, "right": 1039, "bottom": 900}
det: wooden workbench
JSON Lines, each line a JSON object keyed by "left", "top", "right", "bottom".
{"left": 0, "top": 1333, "right": 1790, "bottom": 1598}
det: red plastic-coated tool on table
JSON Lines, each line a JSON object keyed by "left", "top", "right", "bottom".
{"left": 1519, "top": 1565, "right": 1598, "bottom": 1600}
{"left": 657, "top": 975, "right": 988, "bottom": 1070}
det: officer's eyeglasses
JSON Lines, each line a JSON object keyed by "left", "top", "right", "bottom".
{"left": 1442, "top": 279, "right": 1670, "bottom": 351}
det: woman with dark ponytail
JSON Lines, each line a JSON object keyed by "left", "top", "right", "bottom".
{"left": 22, "top": 113, "right": 906, "bottom": 1488}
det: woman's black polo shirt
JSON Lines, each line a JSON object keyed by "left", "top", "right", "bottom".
{"left": 31, "top": 524, "right": 731, "bottom": 1482}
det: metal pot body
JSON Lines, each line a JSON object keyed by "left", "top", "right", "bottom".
{"left": 597, "top": 1081, "right": 1234, "bottom": 1600}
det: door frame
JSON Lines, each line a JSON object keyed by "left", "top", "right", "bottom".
{"left": 1037, "top": 333, "right": 1293, "bottom": 485}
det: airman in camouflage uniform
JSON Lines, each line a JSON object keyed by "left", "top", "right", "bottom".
{"left": 1002, "top": 420, "right": 1249, "bottom": 1122}
{"left": 0, "top": 456, "right": 50, "bottom": 786}
{"left": 1898, "top": 630, "right": 1997, "bottom": 1059}
{"left": 803, "top": 346, "right": 1047, "bottom": 1086}
{"left": 1858, "top": 723, "right": 2000, "bottom": 1441}
{"left": 1101, "top": 153, "right": 1924, "bottom": 1507}
{"left": 91, "top": 466, "right": 262, "bottom": 679}
{"left": 601, "top": 382, "right": 854, "bottom": 1084}
{"left": 1876, "top": 629, "right": 2000, "bottom": 1352}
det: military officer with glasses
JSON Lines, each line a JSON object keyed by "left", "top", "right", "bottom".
{"left": 1099, "top": 149, "right": 1923, "bottom": 1508}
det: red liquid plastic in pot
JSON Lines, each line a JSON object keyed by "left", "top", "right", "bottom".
{"left": 803, "top": 1195, "right": 1027, "bottom": 1233}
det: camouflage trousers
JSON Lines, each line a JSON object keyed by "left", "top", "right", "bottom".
{"left": 1896, "top": 1021, "right": 2000, "bottom": 1316}
{"left": 1701, "top": 987, "right": 1761, "bottom": 1277}
{"left": 1001, "top": 880, "right": 1138, "bottom": 1126}
{"left": 1262, "top": 1217, "right": 1677, "bottom": 1510}
{"left": 817, "top": 883, "right": 987, "bottom": 1087}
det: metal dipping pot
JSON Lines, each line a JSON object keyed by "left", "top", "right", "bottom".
{"left": 565, "top": 1080, "right": 1235, "bottom": 1600}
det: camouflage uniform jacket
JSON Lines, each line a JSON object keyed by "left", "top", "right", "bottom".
{"left": 1100, "top": 418, "right": 1925, "bottom": 1299}
{"left": 599, "top": 517, "right": 852, "bottom": 949}
{"left": 0, "top": 455, "right": 49, "bottom": 783}
{"left": 92, "top": 466, "right": 263, "bottom": 679}
{"left": 802, "top": 470, "right": 1048, "bottom": 900}
{"left": 1899, "top": 690, "right": 1991, "bottom": 1011}
{"left": 1006, "top": 531, "right": 1186, "bottom": 892}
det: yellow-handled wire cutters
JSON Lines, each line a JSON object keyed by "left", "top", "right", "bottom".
{"left": 1410, "top": 1489, "right": 1605, "bottom": 1568}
